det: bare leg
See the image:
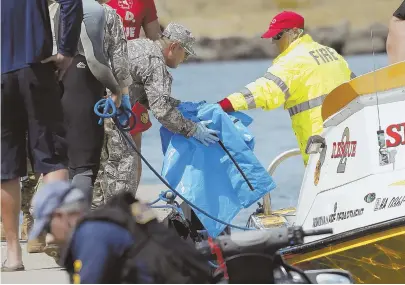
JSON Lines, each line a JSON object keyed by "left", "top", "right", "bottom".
{"left": 42, "top": 169, "right": 68, "bottom": 183}
{"left": 1, "top": 178, "right": 22, "bottom": 267}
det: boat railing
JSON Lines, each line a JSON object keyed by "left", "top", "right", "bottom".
{"left": 263, "top": 148, "right": 301, "bottom": 215}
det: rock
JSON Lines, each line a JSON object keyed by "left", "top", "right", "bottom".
{"left": 307, "top": 21, "right": 350, "bottom": 54}
{"left": 248, "top": 37, "right": 279, "bottom": 58}
{"left": 369, "top": 22, "right": 389, "bottom": 40}
{"left": 342, "top": 23, "right": 387, "bottom": 55}
{"left": 191, "top": 44, "right": 220, "bottom": 62}
{"left": 187, "top": 22, "right": 388, "bottom": 62}
{"left": 347, "top": 24, "right": 388, "bottom": 41}
{"left": 342, "top": 35, "right": 386, "bottom": 55}
{"left": 190, "top": 36, "right": 278, "bottom": 62}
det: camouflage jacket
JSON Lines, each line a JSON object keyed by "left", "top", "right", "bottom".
{"left": 102, "top": 4, "right": 132, "bottom": 87}
{"left": 127, "top": 39, "right": 197, "bottom": 137}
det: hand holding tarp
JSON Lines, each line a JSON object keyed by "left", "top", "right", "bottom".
{"left": 192, "top": 120, "right": 220, "bottom": 146}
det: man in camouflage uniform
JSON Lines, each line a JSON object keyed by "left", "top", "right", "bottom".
{"left": 92, "top": 117, "right": 139, "bottom": 207}
{"left": 126, "top": 23, "right": 220, "bottom": 141}
{"left": 93, "top": 23, "right": 220, "bottom": 209}
{"left": 128, "top": 24, "right": 219, "bottom": 150}
{"left": 92, "top": 0, "right": 135, "bottom": 208}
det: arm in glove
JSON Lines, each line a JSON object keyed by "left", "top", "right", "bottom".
{"left": 192, "top": 120, "right": 220, "bottom": 146}
{"left": 117, "top": 94, "right": 132, "bottom": 126}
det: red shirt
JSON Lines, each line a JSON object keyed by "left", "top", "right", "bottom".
{"left": 107, "top": 0, "right": 158, "bottom": 40}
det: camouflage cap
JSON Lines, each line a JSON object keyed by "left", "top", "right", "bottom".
{"left": 162, "top": 23, "right": 196, "bottom": 56}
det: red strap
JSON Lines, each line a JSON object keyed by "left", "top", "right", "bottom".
{"left": 218, "top": 98, "right": 235, "bottom": 113}
{"left": 208, "top": 237, "right": 229, "bottom": 280}
{"left": 129, "top": 102, "right": 152, "bottom": 135}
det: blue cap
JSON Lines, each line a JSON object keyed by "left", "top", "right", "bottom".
{"left": 29, "top": 181, "right": 86, "bottom": 240}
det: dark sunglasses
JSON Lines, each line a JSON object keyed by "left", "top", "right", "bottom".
{"left": 180, "top": 45, "right": 191, "bottom": 61}
{"left": 272, "top": 30, "right": 286, "bottom": 41}
{"left": 163, "top": 35, "right": 191, "bottom": 61}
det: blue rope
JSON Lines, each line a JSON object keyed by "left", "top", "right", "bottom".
{"left": 94, "top": 99, "right": 253, "bottom": 232}
{"left": 147, "top": 190, "right": 177, "bottom": 206}
{"left": 94, "top": 97, "right": 117, "bottom": 125}
{"left": 208, "top": 261, "right": 219, "bottom": 268}
{"left": 94, "top": 97, "right": 137, "bottom": 131}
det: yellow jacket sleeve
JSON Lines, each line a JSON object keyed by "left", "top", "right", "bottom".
{"left": 227, "top": 64, "right": 292, "bottom": 112}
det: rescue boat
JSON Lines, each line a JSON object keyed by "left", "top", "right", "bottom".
{"left": 247, "top": 61, "right": 405, "bottom": 283}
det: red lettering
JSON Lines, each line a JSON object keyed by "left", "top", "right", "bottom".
{"left": 343, "top": 142, "right": 351, "bottom": 157}
{"left": 331, "top": 128, "right": 358, "bottom": 159}
{"left": 351, "top": 141, "right": 357, "bottom": 157}
{"left": 386, "top": 123, "right": 405, "bottom": 148}
{"left": 331, "top": 141, "right": 357, "bottom": 158}
{"left": 338, "top": 142, "right": 344, "bottom": 157}
{"left": 341, "top": 142, "right": 346, "bottom": 157}
{"left": 331, "top": 142, "right": 337, "bottom": 158}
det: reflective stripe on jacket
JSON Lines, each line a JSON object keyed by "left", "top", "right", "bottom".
{"left": 227, "top": 34, "right": 354, "bottom": 165}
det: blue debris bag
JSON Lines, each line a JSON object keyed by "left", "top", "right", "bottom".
{"left": 160, "top": 101, "right": 276, "bottom": 237}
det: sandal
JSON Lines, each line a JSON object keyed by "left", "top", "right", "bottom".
{"left": 44, "top": 244, "right": 61, "bottom": 265}
{"left": 1, "top": 260, "right": 25, "bottom": 272}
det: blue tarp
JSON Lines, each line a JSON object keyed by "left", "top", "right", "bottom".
{"left": 160, "top": 102, "right": 276, "bottom": 237}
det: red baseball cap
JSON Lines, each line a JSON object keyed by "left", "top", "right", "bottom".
{"left": 262, "top": 11, "right": 305, "bottom": 39}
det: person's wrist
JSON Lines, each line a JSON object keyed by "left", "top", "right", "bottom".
{"left": 57, "top": 49, "right": 74, "bottom": 58}
{"left": 188, "top": 124, "right": 198, "bottom": 138}
{"left": 218, "top": 98, "right": 234, "bottom": 112}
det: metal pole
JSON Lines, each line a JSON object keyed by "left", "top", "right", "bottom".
{"left": 264, "top": 149, "right": 301, "bottom": 215}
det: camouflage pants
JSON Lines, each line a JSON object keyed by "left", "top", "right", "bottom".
{"left": 21, "top": 158, "right": 43, "bottom": 215}
{"left": 92, "top": 119, "right": 139, "bottom": 209}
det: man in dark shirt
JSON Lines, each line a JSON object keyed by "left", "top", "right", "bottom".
{"left": 49, "top": 0, "right": 128, "bottom": 202}
{"left": 387, "top": 0, "right": 405, "bottom": 64}
{"left": 1, "top": 0, "right": 83, "bottom": 272}
{"left": 29, "top": 181, "right": 134, "bottom": 283}
{"left": 29, "top": 181, "right": 211, "bottom": 283}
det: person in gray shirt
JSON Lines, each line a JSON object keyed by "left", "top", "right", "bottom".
{"left": 39, "top": 0, "right": 133, "bottom": 263}
{"left": 51, "top": 0, "right": 132, "bottom": 203}
{"left": 127, "top": 23, "right": 219, "bottom": 141}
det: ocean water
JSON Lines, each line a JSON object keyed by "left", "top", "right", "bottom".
{"left": 139, "top": 53, "right": 389, "bottom": 226}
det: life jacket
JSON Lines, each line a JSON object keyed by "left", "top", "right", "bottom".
{"left": 226, "top": 34, "right": 354, "bottom": 165}
{"left": 62, "top": 191, "right": 211, "bottom": 284}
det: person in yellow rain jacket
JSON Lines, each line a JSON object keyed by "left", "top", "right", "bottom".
{"left": 218, "top": 11, "right": 355, "bottom": 166}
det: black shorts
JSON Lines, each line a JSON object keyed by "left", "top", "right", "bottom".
{"left": 61, "top": 55, "right": 105, "bottom": 176}
{"left": 1, "top": 63, "right": 68, "bottom": 181}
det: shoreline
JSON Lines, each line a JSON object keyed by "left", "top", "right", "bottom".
{"left": 183, "top": 22, "right": 388, "bottom": 63}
